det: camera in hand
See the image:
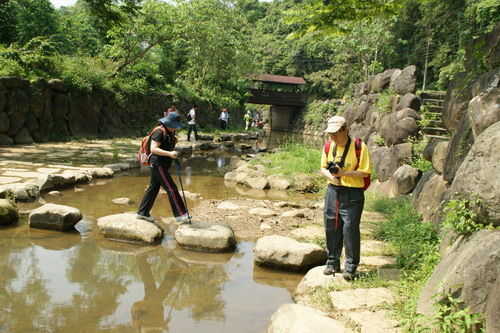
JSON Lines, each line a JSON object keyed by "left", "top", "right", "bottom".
{"left": 326, "top": 161, "right": 343, "bottom": 174}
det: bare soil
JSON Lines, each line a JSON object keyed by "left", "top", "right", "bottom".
{"left": 187, "top": 197, "right": 324, "bottom": 241}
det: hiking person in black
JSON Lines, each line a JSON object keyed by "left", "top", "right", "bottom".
{"left": 136, "top": 112, "right": 191, "bottom": 223}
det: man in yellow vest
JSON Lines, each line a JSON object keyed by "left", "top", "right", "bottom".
{"left": 320, "top": 116, "right": 371, "bottom": 280}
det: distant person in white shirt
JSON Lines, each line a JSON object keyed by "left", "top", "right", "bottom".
{"left": 187, "top": 105, "right": 199, "bottom": 142}
{"left": 219, "top": 108, "right": 229, "bottom": 130}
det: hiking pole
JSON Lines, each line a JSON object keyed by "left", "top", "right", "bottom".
{"left": 174, "top": 159, "right": 190, "bottom": 219}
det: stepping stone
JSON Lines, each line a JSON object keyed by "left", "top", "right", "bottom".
{"left": 112, "top": 197, "right": 133, "bottom": 205}
{"left": 97, "top": 213, "right": 163, "bottom": 244}
{"left": 289, "top": 225, "right": 324, "bottom": 242}
{"left": 294, "top": 265, "right": 349, "bottom": 301}
{"left": 0, "top": 176, "right": 22, "bottom": 185}
{"left": 348, "top": 309, "right": 400, "bottom": 333}
{"left": 378, "top": 268, "right": 402, "bottom": 281}
{"left": 330, "top": 287, "right": 396, "bottom": 311}
{"left": 281, "top": 209, "right": 306, "bottom": 218}
{"left": 249, "top": 207, "right": 277, "bottom": 217}
{"left": 29, "top": 203, "right": 82, "bottom": 232}
{"left": 217, "top": 201, "right": 241, "bottom": 210}
{"left": 254, "top": 235, "right": 326, "bottom": 272}
{"left": 267, "top": 303, "right": 349, "bottom": 333}
{"left": 362, "top": 211, "right": 389, "bottom": 222}
{"left": 360, "top": 255, "right": 396, "bottom": 267}
{"left": 175, "top": 221, "right": 236, "bottom": 252}
{"left": 361, "top": 240, "right": 385, "bottom": 255}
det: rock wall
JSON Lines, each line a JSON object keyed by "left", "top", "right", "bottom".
{"left": 293, "top": 23, "right": 500, "bottom": 327}
{"left": 0, "top": 77, "right": 170, "bottom": 145}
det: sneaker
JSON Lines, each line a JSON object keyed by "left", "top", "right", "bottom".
{"left": 174, "top": 214, "right": 191, "bottom": 223}
{"left": 136, "top": 214, "right": 155, "bottom": 222}
{"left": 343, "top": 271, "right": 359, "bottom": 281}
{"left": 323, "top": 266, "right": 335, "bottom": 276}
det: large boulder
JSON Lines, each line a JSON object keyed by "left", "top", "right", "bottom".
{"left": 97, "top": 213, "right": 163, "bottom": 244}
{"left": 370, "top": 69, "right": 398, "bottom": 93}
{"left": 349, "top": 123, "right": 375, "bottom": 143}
{"left": 486, "top": 277, "right": 500, "bottom": 333}
{"left": 412, "top": 171, "right": 449, "bottom": 224}
{"left": 392, "top": 164, "right": 422, "bottom": 195}
{"left": 392, "top": 65, "right": 417, "bottom": 95}
{"left": 0, "top": 198, "right": 18, "bottom": 225}
{"left": 29, "top": 203, "right": 82, "bottom": 231}
{"left": 395, "top": 93, "right": 421, "bottom": 112}
{"left": 254, "top": 235, "right": 326, "bottom": 272}
{"left": 468, "top": 71, "right": 500, "bottom": 137}
{"left": 417, "top": 230, "right": 500, "bottom": 321}
{"left": 450, "top": 121, "right": 500, "bottom": 226}
{"left": 379, "top": 108, "right": 421, "bottom": 146}
{"left": 372, "top": 143, "right": 412, "bottom": 181}
{"left": 430, "top": 141, "right": 449, "bottom": 174}
{"left": 266, "top": 303, "right": 347, "bottom": 333}
{"left": 174, "top": 221, "right": 236, "bottom": 252}
{"left": 442, "top": 114, "right": 474, "bottom": 182}
{"left": 442, "top": 72, "right": 472, "bottom": 134}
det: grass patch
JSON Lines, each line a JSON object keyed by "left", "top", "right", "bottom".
{"left": 251, "top": 140, "right": 324, "bottom": 192}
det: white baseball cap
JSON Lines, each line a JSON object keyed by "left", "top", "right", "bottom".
{"left": 324, "top": 116, "right": 347, "bottom": 133}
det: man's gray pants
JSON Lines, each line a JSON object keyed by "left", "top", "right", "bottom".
{"left": 324, "top": 184, "right": 364, "bottom": 274}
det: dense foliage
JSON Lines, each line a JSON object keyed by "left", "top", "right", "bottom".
{"left": 0, "top": 0, "right": 498, "bottom": 106}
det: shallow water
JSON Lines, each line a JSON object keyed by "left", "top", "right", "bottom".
{"left": 1, "top": 141, "right": 320, "bottom": 332}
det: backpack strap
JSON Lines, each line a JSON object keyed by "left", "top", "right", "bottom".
{"left": 323, "top": 140, "right": 334, "bottom": 160}
{"left": 354, "top": 137, "right": 362, "bottom": 170}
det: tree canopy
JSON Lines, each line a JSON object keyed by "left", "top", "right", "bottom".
{"left": 0, "top": 0, "right": 498, "bottom": 105}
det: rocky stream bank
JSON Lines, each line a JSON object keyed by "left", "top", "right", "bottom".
{"left": 0, "top": 133, "right": 403, "bottom": 332}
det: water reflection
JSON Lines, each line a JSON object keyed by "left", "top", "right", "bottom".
{"left": 132, "top": 254, "right": 187, "bottom": 332}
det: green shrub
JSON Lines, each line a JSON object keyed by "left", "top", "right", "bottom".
{"left": 442, "top": 196, "right": 494, "bottom": 236}
{"left": 373, "top": 196, "right": 440, "bottom": 271}
{"left": 303, "top": 99, "right": 340, "bottom": 128}
{"left": 374, "top": 88, "right": 396, "bottom": 115}
{"left": 406, "top": 136, "right": 433, "bottom": 173}
{"left": 424, "top": 284, "right": 486, "bottom": 332}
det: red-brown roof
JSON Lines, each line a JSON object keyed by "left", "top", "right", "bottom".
{"left": 249, "top": 74, "right": 307, "bottom": 85}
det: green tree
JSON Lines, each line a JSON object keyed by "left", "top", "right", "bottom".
{"left": 0, "top": 0, "right": 59, "bottom": 46}
{"left": 285, "top": 0, "right": 403, "bottom": 37}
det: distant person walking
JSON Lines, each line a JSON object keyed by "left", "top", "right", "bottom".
{"left": 244, "top": 110, "right": 252, "bottom": 131}
{"left": 187, "top": 105, "right": 199, "bottom": 142}
{"left": 136, "top": 113, "right": 190, "bottom": 223}
{"left": 219, "top": 108, "right": 229, "bottom": 130}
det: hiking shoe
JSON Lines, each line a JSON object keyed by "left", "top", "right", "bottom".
{"left": 136, "top": 214, "right": 155, "bottom": 222}
{"left": 175, "top": 214, "right": 191, "bottom": 223}
{"left": 323, "top": 266, "right": 335, "bottom": 275}
{"left": 333, "top": 262, "right": 341, "bottom": 273}
{"left": 343, "top": 271, "right": 359, "bottom": 281}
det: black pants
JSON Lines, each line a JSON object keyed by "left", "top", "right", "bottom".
{"left": 187, "top": 124, "right": 198, "bottom": 141}
{"left": 324, "top": 184, "right": 364, "bottom": 274}
{"left": 137, "top": 165, "right": 187, "bottom": 218}
{"left": 220, "top": 120, "right": 227, "bottom": 130}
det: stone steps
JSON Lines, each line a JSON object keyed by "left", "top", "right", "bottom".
{"left": 420, "top": 91, "right": 449, "bottom": 141}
